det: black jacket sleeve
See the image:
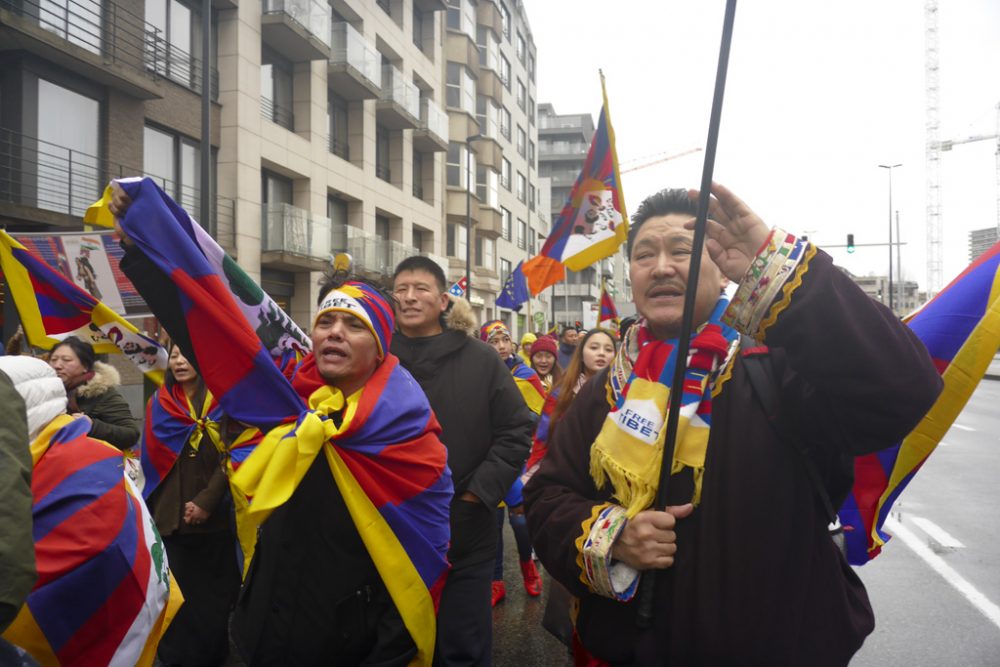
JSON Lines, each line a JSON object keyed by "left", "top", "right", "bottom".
{"left": 465, "top": 353, "right": 535, "bottom": 508}
{"left": 84, "top": 388, "right": 140, "bottom": 450}
{"left": 119, "top": 244, "right": 201, "bottom": 375}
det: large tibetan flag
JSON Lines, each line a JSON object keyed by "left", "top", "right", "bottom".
{"left": 0, "top": 230, "right": 167, "bottom": 385}
{"left": 495, "top": 261, "right": 530, "bottom": 311}
{"left": 840, "top": 241, "right": 1000, "bottom": 565}
{"left": 522, "top": 74, "right": 627, "bottom": 295}
{"left": 2, "top": 414, "right": 183, "bottom": 666}
{"left": 509, "top": 358, "right": 546, "bottom": 415}
{"left": 112, "top": 178, "right": 451, "bottom": 665}
{"left": 599, "top": 280, "right": 620, "bottom": 327}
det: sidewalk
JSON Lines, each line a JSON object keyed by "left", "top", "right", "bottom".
{"left": 986, "top": 356, "right": 1000, "bottom": 381}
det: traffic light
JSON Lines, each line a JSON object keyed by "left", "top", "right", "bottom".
{"left": 847, "top": 234, "right": 855, "bottom": 253}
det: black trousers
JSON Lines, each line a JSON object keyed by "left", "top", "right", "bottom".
{"left": 157, "top": 531, "right": 240, "bottom": 667}
{"left": 433, "top": 500, "right": 499, "bottom": 667}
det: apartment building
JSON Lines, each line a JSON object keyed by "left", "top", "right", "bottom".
{"left": 969, "top": 226, "right": 998, "bottom": 263}
{"left": 0, "top": 0, "right": 456, "bottom": 330}
{"left": 443, "top": 0, "right": 545, "bottom": 338}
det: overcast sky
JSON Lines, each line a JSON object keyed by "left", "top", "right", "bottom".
{"left": 527, "top": 1, "right": 1000, "bottom": 293}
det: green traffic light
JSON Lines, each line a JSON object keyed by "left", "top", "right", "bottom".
{"left": 847, "top": 233, "right": 855, "bottom": 254}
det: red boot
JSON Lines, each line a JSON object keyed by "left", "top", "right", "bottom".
{"left": 520, "top": 559, "right": 542, "bottom": 596}
{"left": 491, "top": 580, "right": 506, "bottom": 607}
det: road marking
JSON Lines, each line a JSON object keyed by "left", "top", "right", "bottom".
{"left": 910, "top": 516, "right": 965, "bottom": 549}
{"left": 885, "top": 517, "right": 1000, "bottom": 631}
{"left": 951, "top": 423, "right": 975, "bottom": 432}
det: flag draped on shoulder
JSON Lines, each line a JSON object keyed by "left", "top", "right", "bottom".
{"left": 495, "top": 261, "right": 530, "bottom": 311}
{"left": 2, "top": 414, "right": 182, "bottom": 666}
{"left": 508, "top": 357, "right": 546, "bottom": 415}
{"left": 0, "top": 230, "right": 167, "bottom": 385}
{"left": 113, "top": 179, "right": 452, "bottom": 665}
{"left": 522, "top": 74, "right": 627, "bottom": 295}
{"left": 840, "top": 241, "right": 1000, "bottom": 565}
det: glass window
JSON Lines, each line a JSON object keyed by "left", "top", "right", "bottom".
{"left": 41, "top": 0, "right": 101, "bottom": 53}
{"left": 501, "top": 207, "right": 512, "bottom": 241}
{"left": 516, "top": 125, "right": 526, "bottom": 157}
{"left": 500, "top": 158, "right": 511, "bottom": 190}
{"left": 477, "top": 26, "right": 499, "bottom": 72}
{"left": 528, "top": 52, "right": 535, "bottom": 82}
{"left": 476, "top": 166, "right": 500, "bottom": 211}
{"left": 528, "top": 139, "right": 535, "bottom": 167}
{"left": 447, "top": 222, "right": 468, "bottom": 258}
{"left": 36, "top": 79, "right": 99, "bottom": 216}
{"left": 327, "top": 196, "right": 348, "bottom": 227}
{"left": 500, "top": 258, "right": 512, "bottom": 284}
{"left": 328, "top": 92, "right": 348, "bottom": 159}
{"left": 516, "top": 78, "right": 525, "bottom": 110}
{"left": 446, "top": 142, "right": 472, "bottom": 190}
{"left": 446, "top": 63, "right": 475, "bottom": 116}
{"left": 376, "top": 124, "right": 390, "bottom": 182}
{"left": 528, "top": 96, "right": 535, "bottom": 125}
{"left": 261, "top": 48, "right": 294, "bottom": 130}
{"left": 516, "top": 32, "right": 525, "bottom": 63}
{"left": 446, "top": 0, "right": 474, "bottom": 39}
{"left": 516, "top": 172, "right": 526, "bottom": 202}
{"left": 517, "top": 219, "right": 526, "bottom": 249}
{"left": 528, "top": 183, "right": 535, "bottom": 211}
{"left": 500, "top": 106, "right": 511, "bottom": 140}
{"left": 499, "top": 54, "right": 510, "bottom": 90}
{"left": 145, "top": 0, "right": 198, "bottom": 88}
{"left": 498, "top": 1, "right": 510, "bottom": 41}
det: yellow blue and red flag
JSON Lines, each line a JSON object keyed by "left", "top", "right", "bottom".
{"left": 508, "top": 357, "right": 546, "bottom": 415}
{"left": 840, "top": 240, "right": 1000, "bottom": 564}
{"left": 0, "top": 230, "right": 167, "bottom": 384}
{"left": 2, "top": 414, "right": 183, "bottom": 666}
{"left": 522, "top": 75, "right": 627, "bottom": 295}
{"left": 599, "top": 280, "right": 620, "bottom": 327}
{"left": 112, "top": 178, "right": 452, "bottom": 665}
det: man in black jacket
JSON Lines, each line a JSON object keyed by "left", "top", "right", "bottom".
{"left": 392, "top": 256, "right": 534, "bottom": 667}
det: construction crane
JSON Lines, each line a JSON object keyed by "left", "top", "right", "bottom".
{"left": 924, "top": 0, "right": 1000, "bottom": 294}
{"left": 619, "top": 147, "right": 703, "bottom": 174}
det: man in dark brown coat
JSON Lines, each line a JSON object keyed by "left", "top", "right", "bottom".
{"left": 524, "top": 184, "right": 942, "bottom": 666}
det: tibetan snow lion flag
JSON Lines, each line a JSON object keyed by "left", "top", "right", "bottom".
{"left": 0, "top": 230, "right": 167, "bottom": 385}
{"left": 522, "top": 73, "right": 627, "bottom": 295}
{"left": 2, "top": 414, "right": 183, "bottom": 666}
{"left": 599, "top": 280, "right": 620, "bottom": 327}
{"left": 840, "top": 240, "right": 1000, "bottom": 565}
{"left": 109, "top": 177, "right": 451, "bottom": 666}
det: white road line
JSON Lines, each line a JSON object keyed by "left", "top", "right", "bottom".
{"left": 910, "top": 516, "right": 965, "bottom": 549}
{"left": 951, "top": 423, "right": 976, "bottom": 432}
{"left": 885, "top": 517, "right": 1000, "bottom": 631}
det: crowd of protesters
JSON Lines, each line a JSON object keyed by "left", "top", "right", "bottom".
{"left": 0, "top": 182, "right": 941, "bottom": 667}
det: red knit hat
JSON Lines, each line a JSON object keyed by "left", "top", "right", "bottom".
{"left": 529, "top": 335, "right": 557, "bottom": 359}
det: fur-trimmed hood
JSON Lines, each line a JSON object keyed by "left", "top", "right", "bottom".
{"left": 76, "top": 361, "right": 122, "bottom": 399}
{"left": 444, "top": 296, "right": 478, "bottom": 337}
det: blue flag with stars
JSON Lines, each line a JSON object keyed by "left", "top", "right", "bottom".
{"left": 496, "top": 261, "right": 530, "bottom": 311}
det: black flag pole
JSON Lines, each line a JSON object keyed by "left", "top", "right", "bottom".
{"left": 635, "top": 0, "right": 739, "bottom": 629}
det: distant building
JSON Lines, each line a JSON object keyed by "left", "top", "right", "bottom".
{"left": 969, "top": 227, "right": 999, "bottom": 263}
{"left": 839, "top": 268, "right": 925, "bottom": 317}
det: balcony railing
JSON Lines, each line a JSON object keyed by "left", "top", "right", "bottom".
{"left": 380, "top": 65, "right": 420, "bottom": 119}
{"left": 261, "top": 97, "right": 294, "bottom": 130}
{"left": 412, "top": 182, "right": 424, "bottom": 200}
{"left": 387, "top": 240, "right": 417, "bottom": 269}
{"left": 0, "top": 127, "right": 225, "bottom": 230}
{"left": 1, "top": 0, "right": 163, "bottom": 85}
{"left": 144, "top": 34, "right": 220, "bottom": 100}
{"left": 328, "top": 136, "right": 349, "bottom": 160}
{"left": 261, "top": 0, "right": 331, "bottom": 49}
{"left": 376, "top": 162, "right": 391, "bottom": 182}
{"left": 346, "top": 226, "right": 384, "bottom": 273}
{"left": 262, "top": 202, "right": 331, "bottom": 260}
{"left": 329, "top": 22, "right": 381, "bottom": 88}
{"left": 419, "top": 98, "right": 449, "bottom": 144}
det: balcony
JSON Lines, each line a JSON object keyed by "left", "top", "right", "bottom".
{"left": 476, "top": 206, "right": 502, "bottom": 238}
{"left": 261, "top": 96, "right": 294, "bottom": 130}
{"left": 328, "top": 22, "right": 381, "bottom": 100}
{"left": 376, "top": 65, "right": 419, "bottom": 130}
{"left": 0, "top": 0, "right": 162, "bottom": 99}
{"left": 343, "top": 226, "right": 420, "bottom": 276}
{"left": 260, "top": 0, "right": 331, "bottom": 63}
{"left": 445, "top": 29, "right": 478, "bottom": 72}
{"left": 0, "top": 127, "right": 229, "bottom": 232}
{"left": 145, "top": 35, "right": 220, "bottom": 100}
{"left": 476, "top": 0, "right": 502, "bottom": 36}
{"left": 260, "top": 202, "right": 332, "bottom": 271}
{"left": 413, "top": 98, "right": 448, "bottom": 152}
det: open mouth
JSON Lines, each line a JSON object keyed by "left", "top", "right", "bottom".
{"left": 648, "top": 285, "right": 684, "bottom": 299}
{"left": 321, "top": 348, "right": 348, "bottom": 360}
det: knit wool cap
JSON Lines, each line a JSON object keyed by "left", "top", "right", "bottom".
{"left": 0, "top": 355, "right": 68, "bottom": 441}
{"left": 479, "top": 320, "right": 511, "bottom": 343}
{"left": 529, "top": 335, "right": 557, "bottom": 359}
{"left": 314, "top": 282, "right": 395, "bottom": 360}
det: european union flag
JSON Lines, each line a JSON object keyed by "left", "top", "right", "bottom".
{"left": 496, "top": 261, "right": 530, "bottom": 311}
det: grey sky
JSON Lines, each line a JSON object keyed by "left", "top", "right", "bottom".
{"left": 528, "top": 1, "right": 1000, "bottom": 292}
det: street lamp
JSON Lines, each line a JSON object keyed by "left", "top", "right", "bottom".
{"left": 878, "top": 163, "right": 901, "bottom": 311}
{"left": 465, "top": 134, "right": 482, "bottom": 302}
